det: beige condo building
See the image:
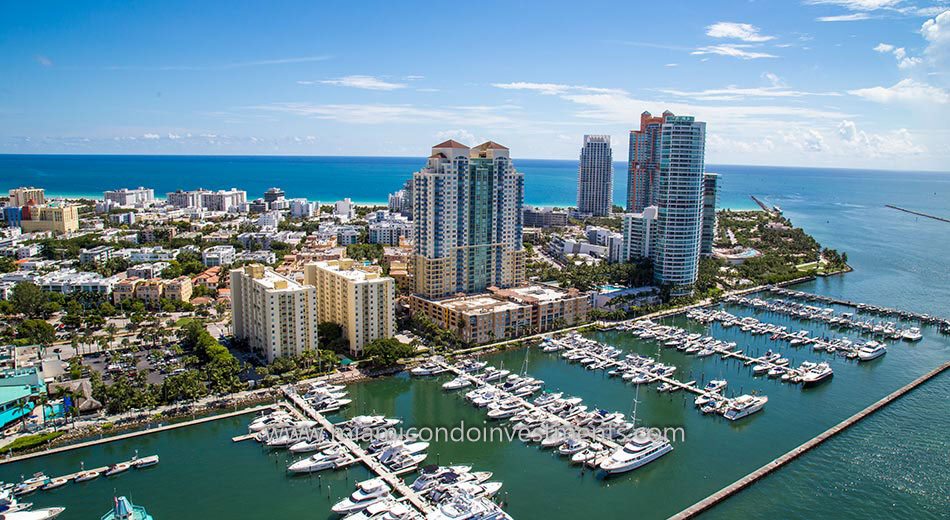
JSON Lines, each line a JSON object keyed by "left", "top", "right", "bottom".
{"left": 304, "top": 259, "right": 395, "bottom": 357}
{"left": 231, "top": 264, "right": 318, "bottom": 363}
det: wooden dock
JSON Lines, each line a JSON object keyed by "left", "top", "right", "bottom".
{"left": 281, "top": 388, "right": 433, "bottom": 515}
{"left": 668, "top": 360, "right": 950, "bottom": 519}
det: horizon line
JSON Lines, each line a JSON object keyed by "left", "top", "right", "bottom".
{"left": 0, "top": 152, "right": 948, "bottom": 175}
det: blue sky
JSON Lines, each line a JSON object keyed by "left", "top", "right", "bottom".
{"left": 1, "top": 0, "right": 949, "bottom": 170}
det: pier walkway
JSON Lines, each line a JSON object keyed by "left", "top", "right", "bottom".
{"left": 281, "top": 388, "right": 433, "bottom": 515}
{"left": 769, "top": 286, "right": 948, "bottom": 325}
{"left": 668, "top": 360, "right": 950, "bottom": 519}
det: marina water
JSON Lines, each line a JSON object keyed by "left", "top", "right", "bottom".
{"left": 0, "top": 156, "right": 948, "bottom": 518}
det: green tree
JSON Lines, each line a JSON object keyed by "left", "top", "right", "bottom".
{"left": 363, "top": 338, "right": 416, "bottom": 368}
{"left": 11, "top": 282, "right": 45, "bottom": 318}
{"left": 18, "top": 319, "right": 56, "bottom": 346}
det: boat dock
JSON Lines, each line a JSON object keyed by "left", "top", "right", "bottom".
{"left": 669, "top": 360, "right": 950, "bottom": 519}
{"left": 281, "top": 387, "right": 433, "bottom": 515}
{"left": 14, "top": 453, "right": 159, "bottom": 496}
{"left": 884, "top": 204, "right": 950, "bottom": 224}
{"left": 768, "top": 286, "right": 948, "bottom": 325}
{"left": 436, "top": 361, "right": 623, "bottom": 451}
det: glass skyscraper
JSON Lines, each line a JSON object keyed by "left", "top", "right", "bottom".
{"left": 576, "top": 135, "right": 613, "bottom": 217}
{"left": 412, "top": 140, "right": 525, "bottom": 299}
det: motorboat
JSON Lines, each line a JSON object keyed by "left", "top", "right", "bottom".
{"left": 481, "top": 367, "right": 510, "bottom": 382}
{"left": 73, "top": 470, "right": 101, "bottom": 483}
{"left": 722, "top": 395, "right": 768, "bottom": 421}
{"left": 902, "top": 327, "right": 922, "bottom": 342}
{"left": 287, "top": 445, "right": 352, "bottom": 473}
{"left": 289, "top": 438, "right": 334, "bottom": 453}
{"left": 442, "top": 376, "right": 472, "bottom": 391}
{"left": 802, "top": 363, "right": 834, "bottom": 387}
{"left": 410, "top": 465, "right": 474, "bottom": 493}
{"left": 41, "top": 477, "right": 68, "bottom": 491}
{"left": 557, "top": 438, "right": 589, "bottom": 456}
{"left": 104, "top": 462, "right": 131, "bottom": 477}
{"left": 339, "top": 416, "right": 402, "bottom": 430}
{"left": 409, "top": 362, "right": 446, "bottom": 376}
{"left": 332, "top": 492, "right": 393, "bottom": 515}
{"left": 350, "top": 478, "right": 392, "bottom": 503}
{"left": 426, "top": 494, "right": 512, "bottom": 520}
{"left": 131, "top": 454, "right": 159, "bottom": 469}
{"left": 857, "top": 342, "right": 887, "bottom": 361}
{"left": 599, "top": 433, "right": 673, "bottom": 474}
{"left": 703, "top": 380, "right": 727, "bottom": 393}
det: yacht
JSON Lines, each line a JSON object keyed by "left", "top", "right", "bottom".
{"left": 131, "top": 455, "right": 159, "bottom": 469}
{"left": 857, "top": 342, "right": 887, "bottom": 361}
{"left": 342, "top": 499, "right": 421, "bottom": 520}
{"left": 426, "top": 494, "right": 512, "bottom": 520}
{"left": 442, "top": 376, "right": 472, "bottom": 391}
{"left": 409, "top": 466, "right": 474, "bottom": 493}
{"left": 339, "top": 416, "right": 402, "bottom": 431}
{"left": 409, "top": 362, "right": 446, "bottom": 376}
{"left": 248, "top": 413, "right": 293, "bottom": 432}
{"left": 722, "top": 395, "right": 768, "bottom": 421}
{"left": 73, "top": 470, "right": 101, "bottom": 483}
{"left": 802, "top": 363, "right": 834, "bottom": 387}
{"left": 289, "top": 437, "right": 334, "bottom": 453}
{"left": 332, "top": 492, "right": 393, "bottom": 515}
{"left": 703, "top": 380, "right": 727, "bottom": 393}
{"left": 902, "top": 327, "right": 923, "bottom": 342}
{"left": 599, "top": 433, "right": 673, "bottom": 474}
{"left": 287, "top": 445, "right": 353, "bottom": 473}
{"left": 481, "top": 367, "right": 510, "bottom": 382}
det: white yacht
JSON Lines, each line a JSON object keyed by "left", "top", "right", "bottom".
{"left": 332, "top": 492, "right": 393, "bottom": 515}
{"left": 441, "top": 376, "right": 472, "bottom": 391}
{"left": 426, "top": 494, "right": 512, "bottom": 520}
{"left": 287, "top": 445, "right": 352, "bottom": 473}
{"left": 902, "top": 327, "right": 923, "bottom": 342}
{"left": 332, "top": 478, "right": 392, "bottom": 514}
{"left": 802, "top": 362, "right": 834, "bottom": 387}
{"left": 1, "top": 508, "right": 66, "bottom": 519}
{"left": 409, "top": 362, "right": 447, "bottom": 376}
{"left": 703, "top": 380, "right": 727, "bottom": 393}
{"left": 289, "top": 437, "right": 334, "bottom": 453}
{"left": 857, "top": 342, "right": 887, "bottom": 361}
{"left": 722, "top": 395, "right": 768, "bottom": 421}
{"left": 599, "top": 433, "right": 673, "bottom": 474}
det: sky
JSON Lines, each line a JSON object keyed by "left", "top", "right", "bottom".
{"left": 1, "top": 0, "right": 949, "bottom": 170}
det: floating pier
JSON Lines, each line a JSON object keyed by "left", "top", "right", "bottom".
{"left": 669, "top": 360, "right": 950, "bottom": 519}
{"left": 769, "top": 286, "right": 949, "bottom": 326}
{"left": 281, "top": 388, "right": 433, "bottom": 515}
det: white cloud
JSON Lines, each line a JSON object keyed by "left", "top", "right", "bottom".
{"left": 250, "top": 103, "right": 514, "bottom": 126}
{"left": 435, "top": 129, "right": 477, "bottom": 144}
{"left": 781, "top": 128, "right": 825, "bottom": 152}
{"left": 848, "top": 78, "right": 950, "bottom": 103}
{"left": 316, "top": 75, "right": 407, "bottom": 91}
{"left": 805, "top": 0, "right": 902, "bottom": 10}
{"left": 167, "top": 133, "right": 182, "bottom": 140}
{"left": 142, "top": 133, "right": 160, "bottom": 140}
{"left": 491, "top": 82, "right": 627, "bottom": 96}
{"left": 763, "top": 72, "right": 786, "bottom": 87}
{"left": 816, "top": 12, "right": 873, "bottom": 21}
{"left": 706, "top": 22, "right": 775, "bottom": 42}
{"left": 665, "top": 63, "right": 679, "bottom": 67}
{"left": 658, "top": 85, "right": 840, "bottom": 101}
{"left": 691, "top": 45, "right": 777, "bottom": 59}
{"left": 837, "top": 119, "right": 924, "bottom": 155}
{"left": 35, "top": 55, "right": 53, "bottom": 67}
{"left": 874, "top": 43, "right": 921, "bottom": 68}
{"left": 920, "top": 10, "right": 950, "bottom": 65}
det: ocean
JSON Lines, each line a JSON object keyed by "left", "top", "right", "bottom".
{"left": 1, "top": 154, "right": 948, "bottom": 518}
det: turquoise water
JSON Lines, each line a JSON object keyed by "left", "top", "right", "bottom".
{"left": 5, "top": 154, "right": 945, "bottom": 212}
{"left": 1, "top": 156, "right": 949, "bottom": 518}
